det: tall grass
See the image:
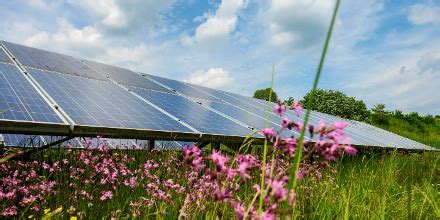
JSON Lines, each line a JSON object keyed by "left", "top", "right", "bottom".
{"left": 298, "top": 151, "right": 440, "bottom": 218}
{"left": 1, "top": 146, "right": 438, "bottom": 218}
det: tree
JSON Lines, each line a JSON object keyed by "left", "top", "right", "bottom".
{"left": 371, "top": 103, "right": 390, "bottom": 125}
{"left": 300, "top": 89, "right": 370, "bottom": 121}
{"left": 253, "top": 88, "right": 278, "bottom": 102}
{"left": 283, "top": 97, "right": 295, "bottom": 106}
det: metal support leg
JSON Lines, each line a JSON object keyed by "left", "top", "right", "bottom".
{"left": 0, "top": 136, "right": 75, "bottom": 163}
{"left": 211, "top": 142, "right": 220, "bottom": 151}
{"left": 148, "top": 139, "right": 155, "bottom": 151}
{"left": 197, "top": 142, "right": 209, "bottom": 149}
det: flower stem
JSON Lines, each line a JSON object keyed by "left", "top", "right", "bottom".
{"left": 289, "top": 0, "right": 341, "bottom": 217}
{"left": 258, "top": 64, "right": 276, "bottom": 214}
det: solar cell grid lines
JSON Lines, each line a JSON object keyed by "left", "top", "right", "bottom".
{"left": 185, "top": 82, "right": 264, "bottom": 110}
{"left": 28, "top": 68, "right": 192, "bottom": 132}
{"left": 1, "top": 41, "right": 109, "bottom": 81}
{"left": 80, "top": 59, "right": 172, "bottom": 93}
{"left": 0, "top": 63, "right": 63, "bottom": 123}
{"left": 144, "top": 73, "right": 223, "bottom": 102}
{"left": 0, "top": 48, "right": 12, "bottom": 64}
{"left": 130, "top": 87, "right": 254, "bottom": 136}
{"left": 196, "top": 99, "right": 301, "bottom": 139}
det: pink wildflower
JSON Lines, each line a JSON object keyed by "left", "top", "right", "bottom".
{"left": 261, "top": 128, "right": 275, "bottom": 138}
{"left": 333, "top": 121, "right": 346, "bottom": 129}
{"left": 273, "top": 100, "right": 286, "bottom": 116}
{"left": 344, "top": 146, "right": 357, "bottom": 155}
{"left": 289, "top": 100, "right": 303, "bottom": 116}
{"left": 281, "top": 116, "right": 290, "bottom": 129}
{"left": 100, "top": 191, "right": 113, "bottom": 201}
{"left": 211, "top": 151, "right": 230, "bottom": 173}
{"left": 182, "top": 145, "right": 205, "bottom": 170}
{"left": 1, "top": 206, "right": 17, "bottom": 216}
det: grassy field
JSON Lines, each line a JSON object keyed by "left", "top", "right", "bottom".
{"left": 1, "top": 144, "right": 439, "bottom": 219}
{"left": 2, "top": 0, "right": 439, "bottom": 218}
{"left": 371, "top": 117, "right": 440, "bottom": 149}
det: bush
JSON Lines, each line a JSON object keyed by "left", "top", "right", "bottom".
{"left": 300, "top": 89, "right": 370, "bottom": 121}
{"left": 371, "top": 104, "right": 390, "bottom": 125}
{"left": 253, "top": 88, "right": 278, "bottom": 102}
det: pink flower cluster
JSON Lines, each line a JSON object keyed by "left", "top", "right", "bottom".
{"left": 181, "top": 99, "right": 356, "bottom": 219}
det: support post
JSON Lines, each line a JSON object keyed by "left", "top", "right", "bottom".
{"left": 211, "top": 142, "right": 220, "bottom": 151}
{"left": 148, "top": 139, "right": 155, "bottom": 151}
{"left": 196, "top": 142, "right": 209, "bottom": 149}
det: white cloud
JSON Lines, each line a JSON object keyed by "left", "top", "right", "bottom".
{"left": 27, "top": 0, "right": 51, "bottom": 10}
{"left": 24, "top": 18, "right": 104, "bottom": 57}
{"left": 265, "top": 0, "right": 334, "bottom": 49}
{"left": 21, "top": 18, "right": 165, "bottom": 73}
{"left": 347, "top": 48, "right": 440, "bottom": 114}
{"left": 65, "top": 0, "right": 176, "bottom": 33}
{"left": 408, "top": 3, "right": 440, "bottom": 25}
{"left": 182, "top": 0, "right": 248, "bottom": 46}
{"left": 185, "top": 68, "right": 234, "bottom": 89}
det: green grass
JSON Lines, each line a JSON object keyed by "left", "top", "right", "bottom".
{"left": 297, "top": 151, "right": 440, "bottom": 219}
{"left": 371, "top": 117, "right": 440, "bottom": 148}
{"left": 2, "top": 147, "right": 438, "bottom": 219}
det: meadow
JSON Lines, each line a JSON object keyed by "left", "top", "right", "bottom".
{"left": 2, "top": 0, "right": 439, "bottom": 218}
{"left": 1, "top": 140, "right": 439, "bottom": 219}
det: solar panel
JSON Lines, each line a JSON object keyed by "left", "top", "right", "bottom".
{"left": 0, "top": 41, "right": 435, "bottom": 151}
{"left": 1, "top": 41, "right": 108, "bottom": 81}
{"left": 81, "top": 59, "right": 172, "bottom": 93}
{"left": 130, "top": 88, "right": 254, "bottom": 136}
{"left": 0, "top": 63, "right": 64, "bottom": 123}
{"left": 144, "top": 73, "right": 222, "bottom": 102}
{"left": 185, "top": 82, "right": 261, "bottom": 110}
{"left": 0, "top": 48, "right": 12, "bottom": 64}
{"left": 0, "top": 134, "right": 49, "bottom": 147}
{"left": 195, "top": 99, "right": 300, "bottom": 139}
{"left": 28, "top": 69, "right": 193, "bottom": 132}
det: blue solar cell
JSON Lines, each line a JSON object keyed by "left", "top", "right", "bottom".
{"left": 1, "top": 134, "right": 46, "bottom": 147}
{"left": 130, "top": 88, "right": 254, "bottom": 136}
{"left": 2, "top": 41, "right": 108, "bottom": 81}
{"left": 144, "top": 74, "right": 221, "bottom": 102}
{"left": 196, "top": 100, "right": 297, "bottom": 138}
{"left": 2, "top": 134, "right": 27, "bottom": 146}
{"left": 28, "top": 69, "right": 192, "bottom": 132}
{"left": 0, "top": 63, "right": 63, "bottom": 123}
{"left": 81, "top": 60, "right": 172, "bottom": 92}
{"left": 185, "top": 83, "right": 261, "bottom": 109}
{"left": 0, "top": 48, "right": 12, "bottom": 63}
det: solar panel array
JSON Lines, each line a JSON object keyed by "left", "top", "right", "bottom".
{"left": 0, "top": 41, "right": 436, "bottom": 151}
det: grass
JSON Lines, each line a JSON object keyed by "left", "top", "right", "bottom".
{"left": 297, "top": 151, "right": 440, "bottom": 219}
{"left": 371, "top": 117, "right": 440, "bottom": 148}
{"left": 1, "top": 146, "right": 438, "bottom": 218}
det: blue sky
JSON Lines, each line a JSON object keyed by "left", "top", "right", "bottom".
{"left": 0, "top": 0, "right": 439, "bottom": 115}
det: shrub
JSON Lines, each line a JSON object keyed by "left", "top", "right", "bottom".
{"left": 371, "top": 103, "right": 390, "bottom": 125}
{"left": 300, "top": 89, "right": 370, "bottom": 121}
{"left": 253, "top": 88, "right": 278, "bottom": 102}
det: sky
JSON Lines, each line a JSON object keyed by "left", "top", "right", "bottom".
{"left": 0, "top": 0, "right": 439, "bottom": 115}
